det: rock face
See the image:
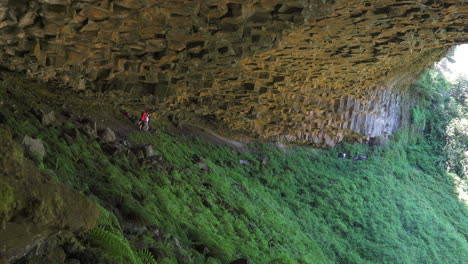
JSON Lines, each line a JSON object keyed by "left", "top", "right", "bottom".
{"left": 1, "top": 129, "right": 99, "bottom": 263}
{"left": 0, "top": 0, "right": 465, "bottom": 145}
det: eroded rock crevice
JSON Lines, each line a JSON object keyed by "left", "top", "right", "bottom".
{"left": 0, "top": 0, "right": 466, "bottom": 145}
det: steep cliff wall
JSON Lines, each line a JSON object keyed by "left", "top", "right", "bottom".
{"left": 0, "top": 0, "right": 466, "bottom": 145}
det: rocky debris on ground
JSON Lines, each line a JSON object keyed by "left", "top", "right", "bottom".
{"left": 22, "top": 135, "right": 45, "bottom": 162}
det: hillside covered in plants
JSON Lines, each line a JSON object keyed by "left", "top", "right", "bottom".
{"left": 0, "top": 67, "right": 467, "bottom": 264}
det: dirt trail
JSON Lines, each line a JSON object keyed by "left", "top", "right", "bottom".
{"left": 169, "top": 124, "right": 250, "bottom": 151}
{"left": 49, "top": 88, "right": 250, "bottom": 150}
{"left": 87, "top": 106, "right": 250, "bottom": 152}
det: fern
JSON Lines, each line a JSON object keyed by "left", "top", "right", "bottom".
{"left": 96, "top": 205, "right": 122, "bottom": 233}
{"left": 138, "top": 249, "right": 158, "bottom": 264}
{"left": 88, "top": 227, "right": 155, "bottom": 264}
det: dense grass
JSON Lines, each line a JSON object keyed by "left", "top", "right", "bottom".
{"left": 1, "top": 73, "right": 467, "bottom": 263}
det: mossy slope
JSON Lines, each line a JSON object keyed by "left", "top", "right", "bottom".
{"left": 0, "top": 72, "right": 466, "bottom": 264}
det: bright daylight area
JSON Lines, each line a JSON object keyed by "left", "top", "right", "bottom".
{"left": 439, "top": 44, "right": 468, "bottom": 82}
{"left": 439, "top": 44, "right": 468, "bottom": 204}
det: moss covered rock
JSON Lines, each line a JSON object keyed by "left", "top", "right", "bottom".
{"left": 0, "top": 128, "right": 99, "bottom": 263}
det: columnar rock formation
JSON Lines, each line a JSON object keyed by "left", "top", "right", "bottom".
{"left": 0, "top": 0, "right": 466, "bottom": 145}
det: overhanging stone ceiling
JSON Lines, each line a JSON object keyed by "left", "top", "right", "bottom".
{"left": 0, "top": 0, "right": 466, "bottom": 145}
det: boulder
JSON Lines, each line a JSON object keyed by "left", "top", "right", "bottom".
{"left": 22, "top": 136, "right": 45, "bottom": 162}
{"left": 41, "top": 111, "right": 56, "bottom": 126}
{"left": 144, "top": 144, "right": 154, "bottom": 158}
{"left": 99, "top": 127, "right": 116, "bottom": 143}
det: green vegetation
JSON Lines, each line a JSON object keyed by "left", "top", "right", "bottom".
{"left": 445, "top": 76, "right": 468, "bottom": 178}
{"left": 1, "top": 70, "right": 467, "bottom": 264}
{"left": 411, "top": 67, "right": 467, "bottom": 178}
{"left": 88, "top": 227, "right": 157, "bottom": 264}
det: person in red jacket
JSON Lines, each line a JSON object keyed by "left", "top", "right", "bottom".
{"left": 139, "top": 110, "right": 148, "bottom": 131}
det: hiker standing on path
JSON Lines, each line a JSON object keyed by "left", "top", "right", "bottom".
{"left": 139, "top": 109, "right": 148, "bottom": 131}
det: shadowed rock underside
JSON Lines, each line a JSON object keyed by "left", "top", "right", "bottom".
{"left": 0, "top": 0, "right": 466, "bottom": 145}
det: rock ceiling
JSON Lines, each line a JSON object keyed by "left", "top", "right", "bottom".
{"left": 0, "top": 0, "right": 466, "bottom": 145}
